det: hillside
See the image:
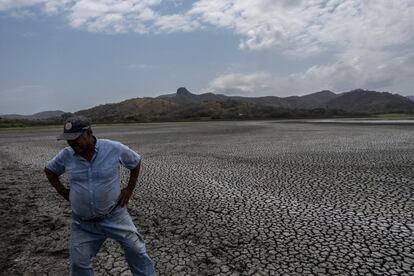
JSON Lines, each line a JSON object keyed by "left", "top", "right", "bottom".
{"left": 1, "top": 110, "right": 65, "bottom": 120}
{"left": 284, "top": 90, "right": 338, "bottom": 109}
{"left": 326, "top": 89, "right": 414, "bottom": 113}
{"left": 74, "top": 88, "right": 414, "bottom": 122}
{"left": 2, "top": 88, "right": 414, "bottom": 125}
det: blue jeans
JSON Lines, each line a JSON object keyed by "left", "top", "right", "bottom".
{"left": 70, "top": 207, "right": 155, "bottom": 276}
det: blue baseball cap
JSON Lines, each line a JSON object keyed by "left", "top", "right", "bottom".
{"left": 57, "top": 116, "right": 91, "bottom": 140}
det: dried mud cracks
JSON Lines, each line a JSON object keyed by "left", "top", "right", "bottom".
{"left": 1, "top": 121, "right": 413, "bottom": 275}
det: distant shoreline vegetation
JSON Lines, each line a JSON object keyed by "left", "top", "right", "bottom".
{"left": 1, "top": 111, "right": 413, "bottom": 129}
{"left": 2, "top": 88, "right": 414, "bottom": 128}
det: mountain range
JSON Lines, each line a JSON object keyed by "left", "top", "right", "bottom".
{"left": 2, "top": 88, "right": 414, "bottom": 122}
{"left": 74, "top": 88, "right": 414, "bottom": 122}
{"left": 1, "top": 110, "right": 65, "bottom": 120}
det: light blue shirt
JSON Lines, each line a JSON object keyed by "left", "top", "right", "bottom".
{"left": 47, "top": 138, "right": 141, "bottom": 220}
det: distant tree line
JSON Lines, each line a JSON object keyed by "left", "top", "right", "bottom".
{"left": 0, "top": 112, "right": 74, "bottom": 128}
{"left": 1, "top": 108, "right": 411, "bottom": 128}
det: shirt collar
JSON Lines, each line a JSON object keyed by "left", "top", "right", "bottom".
{"left": 94, "top": 137, "right": 100, "bottom": 153}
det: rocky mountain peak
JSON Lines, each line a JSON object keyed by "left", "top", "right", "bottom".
{"left": 176, "top": 87, "right": 193, "bottom": 96}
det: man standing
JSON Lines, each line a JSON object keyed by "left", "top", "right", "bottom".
{"left": 44, "top": 116, "right": 155, "bottom": 276}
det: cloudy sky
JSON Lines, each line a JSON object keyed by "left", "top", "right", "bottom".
{"left": 1, "top": 0, "right": 413, "bottom": 114}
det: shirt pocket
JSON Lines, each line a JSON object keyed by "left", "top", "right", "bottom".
{"left": 68, "top": 168, "right": 89, "bottom": 182}
{"left": 97, "top": 166, "right": 118, "bottom": 181}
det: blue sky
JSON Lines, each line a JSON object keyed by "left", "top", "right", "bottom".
{"left": 1, "top": 0, "right": 414, "bottom": 115}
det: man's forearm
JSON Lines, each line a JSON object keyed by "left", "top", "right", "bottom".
{"left": 44, "top": 167, "right": 70, "bottom": 201}
{"left": 117, "top": 162, "right": 141, "bottom": 207}
{"left": 126, "top": 162, "right": 141, "bottom": 191}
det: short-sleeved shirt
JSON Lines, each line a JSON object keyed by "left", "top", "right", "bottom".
{"left": 46, "top": 138, "right": 141, "bottom": 220}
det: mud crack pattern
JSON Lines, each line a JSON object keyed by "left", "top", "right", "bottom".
{"left": 0, "top": 121, "right": 413, "bottom": 275}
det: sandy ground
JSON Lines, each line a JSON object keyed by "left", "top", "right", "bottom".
{"left": 1, "top": 121, "right": 414, "bottom": 275}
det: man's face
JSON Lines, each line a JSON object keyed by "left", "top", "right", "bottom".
{"left": 67, "top": 131, "right": 91, "bottom": 154}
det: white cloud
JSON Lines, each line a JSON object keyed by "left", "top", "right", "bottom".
{"left": 43, "top": 0, "right": 72, "bottom": 13}
{"left": 0, "top": 0, "right": 71, "bottom": 14}
{"left": 66, "top": 0, "right": 198, "bottom": 34}
{"left": 208, "top": 72, "right": 283, "bottom": 96}
{"left": 153, "top": 13, "right": 198, "bottom": 33}
{"left": 2, "top": 1, "right": 413, "bottom": 55}
{"left": 189, "top": 0, "right": 414, "bottom": 55}
{"left": 299, "top": 49, "right": 414, "bottom": 93}
{"left": 196, "top": 0, "right": 414, "bottom": 95}
{"left": 208, "top": 48, "right": 414, "bottom": 97}
{"left": 1, "top": 0, "right": 414, "bottom": 95}
{"left": 67, "top": 0, "right": 161, "bottom": 33}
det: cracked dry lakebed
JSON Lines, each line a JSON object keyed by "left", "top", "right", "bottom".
{"left": 0, "top": 121, "right": 413, "bottom": 276}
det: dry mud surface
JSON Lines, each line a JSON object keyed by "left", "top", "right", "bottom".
{"left": 1, "top": 121, "right": 413, "bottom": 276}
